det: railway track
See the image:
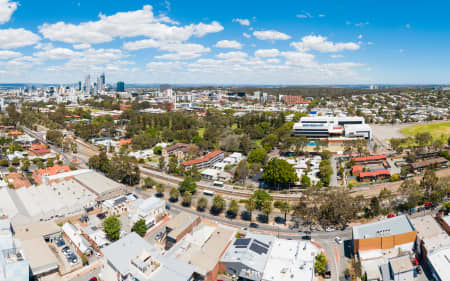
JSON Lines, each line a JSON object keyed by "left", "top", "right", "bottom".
{"left": 139, "top": 167, "right": 302, "bottom": 202}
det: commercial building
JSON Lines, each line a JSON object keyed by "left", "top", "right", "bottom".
{"left": 0, "top": 218, "right": 30, "bottom": 281}
{"left": 117, "top": 81, "right": 125, "bottom": 92}
{"left": 353, "top": 215, "right": 416, "bottom": 256}
{"left": 129, "top": 197, "right": 166, "bottom": 227}
{"left": 167, "top": 224, "right": 234, "bottom": 281}
{"left": 74, "top": 170, "right": 126, "bottom": 200}
{"left": 293, "top": 116, "right": 371, "bottom": 140}
{"left": 31, "top": 164, "right": 71, "bottom": 185}
{"left": 165, "top": 212, "right": 201, "bottom": 249}
{"left": 162, "top": 143, "right": 198, "bottom": 160}
{"left": 220, "top": 233, "right": 274, "bottom": 281}
{"left": 62, "top": 223, "right": 93, "bottom": 256}
{"left": 101, "top": 232, "right": 195, "bottom": 281}
{"left": 181, "top": 150, "right": 225, "bottom": 169}
{"left": 427, "top": 247, "right": 450, "bottom": 281}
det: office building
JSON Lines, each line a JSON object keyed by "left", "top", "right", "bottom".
{"left": 293, "top": 116, "right": 372, "bottom": 140}
{"left": 102, "top": 232, "right": 195, "bottom": 281}
{"left": 85, "top": 74, "right": 91, "bottom": 94}
{"left": 117, "top": 81, "right": 125, "bottom": 92}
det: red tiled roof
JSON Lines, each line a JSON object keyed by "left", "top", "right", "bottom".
{"left": 31, "top": 144, "right": 47, "bottom": 150}
{"left": 359, "top": 169, "right": 390, "bottom": 178}
{"left": 181, "top": 150, "right": 224, "bottom": 166}
{"left": 119, "top": 138, "right": 132, "bottom": 146}
{"left": 30, "top": 148, "right": 51, "bottom": 156}
{"left": 36, "top": 164, "right": 71, "bottom": 176}
{"left": 7, "top": 173, "right": 31, "bottom": 189}
{"left": 8, "top": 130, "right": 22, "bottom": 136}
{"left": 352, "top": 165, "right": 363, "bottom": 173}
{"left": 352, "top": 154, "right": 387, "bottom": 162}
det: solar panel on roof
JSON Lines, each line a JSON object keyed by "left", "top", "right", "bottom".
{"left": 234, "top": 238, "right": 251, "bottom": 246}
{"left": 235, "top": 245, "right": 248, "bottom": 249}
{"left": 249, "top": 242, "right": 268, "bottom": 255}
{"left": 253, "top": 239, "right": 269, "bottom": 248}
{"left": 114, "top": 196, "right": 127, "bottom": 205}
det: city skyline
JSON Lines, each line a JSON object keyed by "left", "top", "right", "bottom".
{"left": 0, "top": 0, "right": 450, "bottom": 84}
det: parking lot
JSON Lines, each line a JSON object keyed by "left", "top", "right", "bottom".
{"left": 51, "top": 237, "right": 82, "bottom": 274}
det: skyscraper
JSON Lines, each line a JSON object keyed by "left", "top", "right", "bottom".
{"left": 78, "top": 81, "right": 82, "bottom": 91}
{"left": 117, "top": 81, "right": 125, "bottom": 92}
{"left": 85, "top": 74, "right": 91, "bottom": 94}
{"left": 101, "top": 73, "right": 105, "bottom": 85}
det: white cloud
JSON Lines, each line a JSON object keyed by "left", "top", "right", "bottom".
{"left": 400, "top": 49, "right": 405, "bottom": 53}
{"left": 358, "top": 34, "right": 363, "bottom": 39}
{"left": 0, "top": 28, "right": 41, "bottom": 49}
{"left": 330, "top": 54, "right": 344, "bottom": 58}
{"left": 0, "top": 50, "right": 21, "bottom": 59}
{"left": 367, "top": 41, "right": 374, "bottom": 45}
{"left": 243, "top": 32, "right": 251, "bottom": 38}
{"left": 216, "top": 51, "right": 248, "bottom": 60}
{"left": 34, "top": 48, "right": 78, "bottom": 60}
{"left": 281, "top": 51, "right": 316, "bottom": 67}
{"left": 0, "top": 0, "right": 18, "bottom": 24}
{"left": 124, "top": 39, "right": 209, "bottom": 60}
{"left": 405, "top": 24, "right": 411, "bottom": 29}
{"left": 355, "top": 22, "right": 369, "bottom": 27}
{"left": 215, "top": 40, "right": 242, "bottom": 49}
{"left": 232, "top": 18, "right": 250, "bottom": 26}
{"left": 254, "top": 49, "right": 280, "bottom": 58}
{"left": 318, "top": 14, "right": 326, "bottom": 18}
{"left": 39, "top": 5, "right": 223, "bottom": 44}
{"left": 34, "top": 43, "right": 54, "bottom": 50}
{"left": 73, "top": 43, "right": 91, "bottom": 49}
{"left": 291, "top": 35, "right": 360, "bottom": 53}
{"left": 296, "top": 11, "right": 312, "bottom": 18}
{"left": 253, "top": 30, "right": 291, "bottom": 40}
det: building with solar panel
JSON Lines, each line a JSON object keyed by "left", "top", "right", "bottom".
{"left": 219, "top": 233, "right": 274, "bottom": 281}
{"left": 219, "top": 233, "right": 320, "bottom": 281}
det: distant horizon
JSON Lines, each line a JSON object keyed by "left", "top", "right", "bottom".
{"left": 1, "top": 1, "right": 450, "bottom": 84}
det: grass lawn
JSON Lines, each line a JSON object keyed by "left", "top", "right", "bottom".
{"left": 197, "top": 127, "right": 205, "bottom": 138}
{"left": 400, "top": 122, "right": 450, "bottom": 141}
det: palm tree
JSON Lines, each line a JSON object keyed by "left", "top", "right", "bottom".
{"left": 245, "top": 198, "right": 256, "bottom": 222}
{"left": 275, "top": 201, "right": 291, "bottom": 225}
{"left": 261, "top": 201, "right": 273, "bottom": 223}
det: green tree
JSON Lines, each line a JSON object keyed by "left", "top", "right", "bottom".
{"left": 234, "top": 159, "right": 249, "bottom": 184}
{"left": 227, "top": 199, "right": 240, "bottom": 219}
{"left": 262, "top": 158, "right": 298, "bottom": 188}
{"left": 182, "top": 191, "right": 193, "bottom": 207}
{"left": 247, "top": 147, "right": 267, "bottom": 164}
{"left": 261, "top": 200, "right": 273, "bottom": 222}
{"left": 156, "top": 183, "right": 165, "bottom": 197}
{"left": 245, "top": 198, "right": 256, "bottom": 221}
{"left": 153, "top": 146, "right": 162, "bottom": 155}
{"left": 314, "top": 253, "right": 328, "bottom": 275}
{"left": 197, "top": 196, "right": 208, "bottom": 211}
{"left": 211, "top": 195, "right": 226, "bottom": 215}
{"left": 142, "top": 177, "right": 155, "bottom": 189}
{"left": 252, "top": 190, "right": 273, "bottom": 210}
{"left": 103, "top": 216, "right": 121, "bottom": 242}
{"left": 158, "top": 156, "right": 165, "bottom": 171}
{"left": 178, "top": 176, "right": 197, "bottom": 194}
{"left": 168, "top": 156, "right": 178, "bottom": 174}
{"left": 422, "top": 169, "right": 438, "bottom": 199}
{"left": 301, "top": 175, "right": 311, "bottom": 188}
{"left": 274, "top": 201, "right": 291, "bottom": 224}
{"left": 169, "top": 187, "right": 180, "bottom": 202}
{"left": 131, "top": 219, "right": 147, "bottom": 237}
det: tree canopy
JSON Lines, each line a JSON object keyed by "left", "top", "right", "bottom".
{"left": 262, "top": 158, "right": 298, "bottom": 188}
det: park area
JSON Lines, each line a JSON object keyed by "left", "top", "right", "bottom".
{"left": 400, "top": 121, "right": 450, "bottom": 141}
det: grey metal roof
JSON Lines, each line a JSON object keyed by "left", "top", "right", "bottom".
{"left": 353, "top": 215, "right": 415, "bottom": 240}
{"left": 220, "top": 233, "right": 274, "bottom": 275}
{"left": 102, "top": 232, "right": 194, "bottom": 281}
{"left": 74, "top": 171, "right": 123, "bottom": 195}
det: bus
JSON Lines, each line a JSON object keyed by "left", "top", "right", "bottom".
{"left": 213, "top": 181, "right": 224, "bottom": 188}
{"left": 203, "top": 190, "right": 215, "bottom": 196}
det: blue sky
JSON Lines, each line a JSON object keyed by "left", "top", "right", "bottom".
{"left": 0, "top": 0, "right": 449, "bottom": 85}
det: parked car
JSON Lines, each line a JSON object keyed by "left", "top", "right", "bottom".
{"left": 249, "top": 222, "right": 259, "bottom": 228}
{"left": 155, "top": 232, "right": 163, "bottom": 240}
{"left": 62, "top": 246, "right": 70, "bottom": 253}
{"left": 89, "top": 278, "right": 98, "bottom": 281}
{"left": 335, "top": 236, "right": 343, "bottom": 244}
{"left": 56, "top": 240, "right": 65, "bottom": 247}
{"left": 326, "top": 227, "right": 336, "bottom": 232}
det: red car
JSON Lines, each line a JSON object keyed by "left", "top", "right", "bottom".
{"left": 424, "top": 202, "right": 433, "bottom": 208}
{"left": 387, "top": 213, "right": 396, "bottom": 218}
{"left": 89, "top": 278, "right": 97, "bottom": 281}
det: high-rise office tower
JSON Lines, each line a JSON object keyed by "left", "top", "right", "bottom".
{"left": 117, "top": 81, "right": 125, "bottom": 92}
{"left": 78, "top": 81, "right": 82, "bottom": 91}
{"left": 85, "top": 74, "right": 91, "bottom": 94}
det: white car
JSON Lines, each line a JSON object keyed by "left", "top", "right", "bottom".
{"left": 326, "top": 227, "right": 336, "bottom": 232}
{"left": 335, "top": 236, "right": 343, "bottom": 244}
